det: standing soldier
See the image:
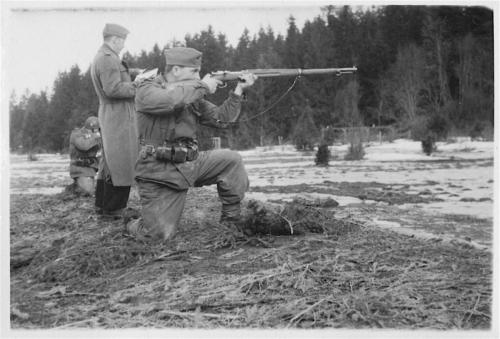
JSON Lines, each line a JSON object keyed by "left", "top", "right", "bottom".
{"left": 69, "top": 116, "right": 101, "bottom": 195}
{"left": 126, "top": 47, "right": 257, "bottom": 241}
{"left": 90, "top": 23, "right": 140, "bottom": 218}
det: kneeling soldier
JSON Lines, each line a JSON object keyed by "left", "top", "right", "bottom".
{"left": 69, "top": 116, "right": 102, "bottom": 194}
{"left": 127, "top": 47, "right": 257, "bottom": 241}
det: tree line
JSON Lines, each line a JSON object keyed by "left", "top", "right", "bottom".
{"left": 9, "top": 5, "right": 494, "bottom": 153}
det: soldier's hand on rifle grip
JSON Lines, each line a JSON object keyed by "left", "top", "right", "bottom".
{"left": 201, "top": 74, "right": 222, "bottom": 94}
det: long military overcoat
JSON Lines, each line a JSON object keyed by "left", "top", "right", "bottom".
{"left": 90, "top": 43, "right": 138, "bottom": 186}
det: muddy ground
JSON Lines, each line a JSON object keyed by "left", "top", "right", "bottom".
{"left": 10, "top": 180, "right": 492, "bottom": 330}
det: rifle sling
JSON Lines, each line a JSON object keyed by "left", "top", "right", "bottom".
{"left": 219, "top": 75, "right": 302, "bottom": 125}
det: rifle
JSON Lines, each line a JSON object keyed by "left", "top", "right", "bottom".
{"left": 134, "top": 67, "right": 357, "bottom": 83}
{"left": 210, "top": 67, "right": 357, "bottom": 82}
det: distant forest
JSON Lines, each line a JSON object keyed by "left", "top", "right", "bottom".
{"left": 9, "top": 5, "right": 494, "bottom": 152}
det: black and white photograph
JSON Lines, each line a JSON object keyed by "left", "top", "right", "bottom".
{"left": 1, "top": 1, "right": 498, "bottom": 338}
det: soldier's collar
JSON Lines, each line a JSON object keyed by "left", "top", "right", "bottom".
{"left": 101, "top": 43, "right": 119, "bottom": 57}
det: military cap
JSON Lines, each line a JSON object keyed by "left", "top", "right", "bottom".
{"left": 84, "top": 116, "right": 99, "bottom": 130}
{"left": 165, "top": 47, "right": 203, "bottom": 67}
{"left": 103, "top": 23, "right": 129, "bottom": 39}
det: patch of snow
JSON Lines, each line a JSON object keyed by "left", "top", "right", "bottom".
{"left": 371, "top": 217, "right": 488, "bottom": 250}
{"left": 10, "top": 154, "right": 68, "bottom": 164}
{"left": 245, "top": 191, "right": 372, "bottom": 207}
{"left": 11, "top": 187, "right": 65, "bottom": 195}
{"left": 245, "top": 161, "right": 314, "bottom": 170}
{"left": 239, "top": 144, "right": 304, "bottom": 157}
{"left": 11, "top": 169, "right": 68, "bottom": 179}
{"left": 400, "top": 201, "right": 493, "bottom": 220}
{"left": 247, "top": 164, "right": 493, "bottom": 188}
{"left": 8, "top": 139, "right": 494, "bottom": 222}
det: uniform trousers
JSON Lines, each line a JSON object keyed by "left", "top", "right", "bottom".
{"left": 136, "top": 149, "right": 249, "bottom": 240}
{"left": 95, "top": 154, "right": 131, "bottom": 212}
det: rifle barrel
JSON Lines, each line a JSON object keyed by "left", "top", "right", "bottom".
{"left": 247, "top": 68, "right": 356, "bottom": 77}
{"left": 211, "top": 67, "right": 357, "bottom": 81}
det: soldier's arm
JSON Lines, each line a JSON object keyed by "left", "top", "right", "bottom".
{"left": 97, "top": 56, "right": 136, "bottom": 99}
{"left": 135, "top": 80, "right": 210, "bottom": 114}
{"left": 197, "top": 92, "right": 243, "bottom": 128}
{"left": 71, "top": 131, "right": 101, "bottom": 152}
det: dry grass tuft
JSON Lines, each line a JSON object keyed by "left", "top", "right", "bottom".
{"left": 31, "top": 230, "right": 161, "bottom": 283}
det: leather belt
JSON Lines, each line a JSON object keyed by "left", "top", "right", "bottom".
{"left": 140, "top": 139, "right": 198, "bottom": 163}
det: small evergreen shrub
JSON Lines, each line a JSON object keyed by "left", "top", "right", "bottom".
{"left": 410, "top": 115, "right": 450, "bottom": 156}
{"left": 27, "top": 153, "right": 39, "bottom": 161}
{"left": 421, "top": 134, "right": 436, "bottom": 155}
{"left": 315, "top": 144, "right": 330, "bottom": 166}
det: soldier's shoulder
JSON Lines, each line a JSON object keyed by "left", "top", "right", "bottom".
{"left": 94, "top": 51, "right": 117, "bottom": 66}
{"left": 95, "top": 45, "right": 113, "bottom": 56}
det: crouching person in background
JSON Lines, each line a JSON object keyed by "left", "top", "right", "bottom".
{"left": 69, "top": 116, "right": 101, "bottom": 195}
{"left": 125, "top": 47, "right": 257, "bottom": 242}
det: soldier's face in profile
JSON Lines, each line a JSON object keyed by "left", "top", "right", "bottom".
{"left": 113, "top": 37, "right": 126, "bottom": 53}
{"left": 174, "top": 66, "right": 200, "bottom": 81}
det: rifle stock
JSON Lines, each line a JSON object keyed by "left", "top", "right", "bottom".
{"left": 210, "top": 67, "right": 357, "bottom": 82}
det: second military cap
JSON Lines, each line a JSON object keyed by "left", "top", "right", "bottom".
{"left": 103, "top": 23, "right": 129, "bottom": 39}
{"left": 165, "top": 47, "right": 203, "bottom": 67}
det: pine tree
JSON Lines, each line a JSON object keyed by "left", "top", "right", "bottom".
{"left": 22, "top": 92, "right": 49, "bottom": 152}
{"left": 284, "top": 16, "right": 304, "bottom": 67}
{"left": 233, "top": 29, "right": 254, "bottom": 67}
{"left": 9, "top": 92, "right": 27, "bottom": 152}
{"left": 44, "top": 65, "right": 83, "bottom": 151}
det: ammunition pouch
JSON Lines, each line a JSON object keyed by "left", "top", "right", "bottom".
{"left": 141, "top": 139, "right": 198, "bottom": 163}
{"left": 155, "top": 145, "right": 173, "bottom": 161}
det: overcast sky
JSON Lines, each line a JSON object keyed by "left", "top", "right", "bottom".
{"left": 2, "top": 1, "right": 353, "bottom": 97}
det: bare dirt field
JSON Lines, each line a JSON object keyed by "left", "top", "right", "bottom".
{"left": 9, "top": 139, "right": 495, "bottom": 331}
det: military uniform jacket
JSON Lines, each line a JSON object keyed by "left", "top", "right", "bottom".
{"left": 134, "top": 75, "right": 243, "bottom": 190}
{"left": 90, "top": 43, "right": 138, "bottom": 186}
{"left": 69, "top": 127, "right": 101, "bottom": 178}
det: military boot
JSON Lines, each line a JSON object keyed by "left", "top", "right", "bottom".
{"left": 220, "top": 203, "right": 254, "bottom": 235}
{"left": 206, "top": 203, "right": 245, "bottom": 249}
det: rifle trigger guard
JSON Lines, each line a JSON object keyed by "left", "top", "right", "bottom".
{"left": 217, "top": 82, "right": 227, "bottom": 89}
